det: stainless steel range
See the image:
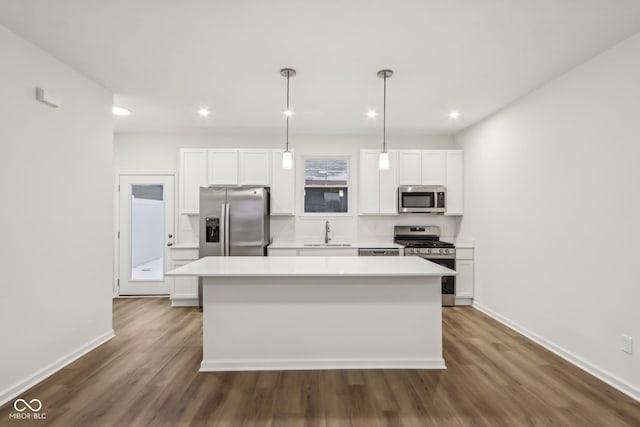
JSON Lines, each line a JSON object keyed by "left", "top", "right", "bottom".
{"left": 394, "top": 226, "right": 456, "bottom": 306}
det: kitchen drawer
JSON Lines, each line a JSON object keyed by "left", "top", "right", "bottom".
{"left": 455, "top": 248, "right": 474, "bottom": 260}
{"left": 170, "top": 248, "right": 199, "bottom": 261}
{"left": 297, "top": 248, "right": 359, "bottom": 256}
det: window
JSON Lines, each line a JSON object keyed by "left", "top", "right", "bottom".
{"left": 304, "top": 158, "right": 349, "bottom": 213}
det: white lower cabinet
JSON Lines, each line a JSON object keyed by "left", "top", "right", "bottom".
{"left": 455, "top": 247, "right": 474, "bottom": 305}
{"left": 268, "top": 248, "right": 359, "bottom": 256}
{"left": 170, "top": 248, "right": 199, "bottom": 306}
{"left": 298, "top": 248, "right": 359, "bottom": 256}
{"left": 267, "top": 248, "right": 298, "bottom": 256}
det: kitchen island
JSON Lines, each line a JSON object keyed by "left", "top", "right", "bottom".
{"left": 167, "top": 256, "right": 455, "bottom": 372}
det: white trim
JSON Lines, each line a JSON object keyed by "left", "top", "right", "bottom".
{"left": 454, "top": 296, "right": 473, "bottom": 306}
{"left": 0, "top": 329, "right": 115, "bottom": 407}
{"left": 473, "top": 302, "right": 640, "bottom": 402}
{"left": 171, "top": 296, "right": 199, "bottom": 307}
{"left": 200, "top": 357, "right": 446, "bottom": 372}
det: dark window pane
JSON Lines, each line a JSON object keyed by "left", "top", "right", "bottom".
{"left": 132, "top": 185, "right": 164, "bottom": 201}
{"left": 304, "top": 187, "right": 348, "bottom": 213}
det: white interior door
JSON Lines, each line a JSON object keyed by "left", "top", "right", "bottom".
{"left": 118, "top": 175, "right": 175, "bottom": 295}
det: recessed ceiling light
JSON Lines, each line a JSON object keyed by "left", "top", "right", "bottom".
{"left": 448, "top": 110, "right": 461, "bottom": 120}
{"left": 366, "top": 110, "right": 378, "bottom": 119}
{"left": 198, "top": 107, "right": 211, "bottom": 117}
{"left": 283, "top": 109, "right": 293, "bottom": 117}
{"left": 112, "top": 106, "right": 131, "bottom": 116}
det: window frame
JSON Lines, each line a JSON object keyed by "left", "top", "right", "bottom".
{"left": 299, "top": 155, "right": 353, "bottom": 217}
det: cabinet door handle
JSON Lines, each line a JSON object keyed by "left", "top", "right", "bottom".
{"left": 167, "top": 242, "right": 173, "bottom": 247}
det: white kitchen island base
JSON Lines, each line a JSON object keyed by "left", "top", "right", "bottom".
{"left": 167, "top": 256, "right": 454, "bottom": 372}
{"left": 201, "top": 275, "right": 445, "bottom": 371}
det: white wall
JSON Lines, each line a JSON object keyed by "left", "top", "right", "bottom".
{"left": 455, "top": 33, "right": 640, "bottom": 398}
{"left": 0, "top": 25, "right": 114, "bottom": 405}
{"left": 114, "top": 131, "right": 461, "bottom": 245}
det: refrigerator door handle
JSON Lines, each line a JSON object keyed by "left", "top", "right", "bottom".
{"left": 225, "top": 203, "right": 231, "bottom": 256}
{"left": 220, "top": 204, "right": 226, "bottom": 256}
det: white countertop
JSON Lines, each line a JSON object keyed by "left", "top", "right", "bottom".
{"left": 166, "top": 256, "right": 456, "bottom": 277}
{"left": 267, "top": 241, "right": 405, "bottom": 249}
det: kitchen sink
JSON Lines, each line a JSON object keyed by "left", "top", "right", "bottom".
{"left": 303, "top": 243, "right": 352, "bottom": 247}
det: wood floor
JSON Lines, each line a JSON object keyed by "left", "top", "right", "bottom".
{"left": 2, "top": 298, "right": 639, "bottom": 427}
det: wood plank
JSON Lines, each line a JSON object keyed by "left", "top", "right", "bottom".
{"left": 1, "top": 300, "right": 638, "bottom": 426}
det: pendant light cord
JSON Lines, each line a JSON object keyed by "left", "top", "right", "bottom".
{"left": 382, "top": 73, "right": 387, "bottom": 153}
{"left": 286, "top": 73, "right": 290, "bottom": 152}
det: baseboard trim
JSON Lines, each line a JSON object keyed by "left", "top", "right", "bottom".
{"left": 170, "top": 296, "right": 198, "bottom": 307}
{"left": 200, "top": 357, "right": 446, "bottom": 372}
{"left": 454, "top": 296, "right": 473, "bottom": 306}
{"left": 473, "top": 302, "right": 640, "bottom": 402}
{"left": 0, "top": 329, "right": 116, "bottom": 407}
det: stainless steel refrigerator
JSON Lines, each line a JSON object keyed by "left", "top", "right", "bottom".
{"left": 198, "top": 186, "right": 270, "bottom": 307}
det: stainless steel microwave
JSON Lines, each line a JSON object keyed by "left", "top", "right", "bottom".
{"left": 398, "top": 186, "right": 446, "bottom": 213}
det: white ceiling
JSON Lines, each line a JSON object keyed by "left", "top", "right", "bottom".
{"left": 2, "top": 0, "right": 640, "bottom": 135}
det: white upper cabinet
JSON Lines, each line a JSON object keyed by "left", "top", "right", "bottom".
{"left": 379, "top": 151, "right": 399, "bottom": 214}
{"left": 421, "top": 151, "right": 445, "bottom": 185}
{"left": 359, "top": 150, "right": 380, "bottom": 214}
{"left": 208, "top": 149, "right": 271, "bottom": 186}
{"left": 399, "top": 150, "right": 445, "bottom": 185}
{"left": 239, "top": 149, "right": 271, "bottom": 186}
{"left": 445, "top": 150, "right": 464, "bottom": 216}
{"left": 398, "top": 150, "right": 422, "bottom": 185}
{"left": 359, "top": 149, "right": 398, "bottom": 215}
{"left": 398, "top": 149, "right": 464, "bottom": 215}
{"left": 179, "top": 148, "right": 207, "bottom": 214}
{"left": 270, "top": 149, "right": 295, "bottom": 215}
{"left": 207, "top": 149, "right": 238, "bottom": 186}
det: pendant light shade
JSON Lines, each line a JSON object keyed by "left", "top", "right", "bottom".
{"left": 378, "top": 152, "right": 390, "bottom": 170}
{"left": 280, "top": 68, "right": 296, "bottom": 170}
{"left": 282, "top": 150, "right": 293, "bottom": 169}
{"left": 377, "top": 69, "right": 393, "bottom": 171}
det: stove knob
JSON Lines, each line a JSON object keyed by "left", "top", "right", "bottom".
{"left": 427, "top": 249, "right": 432, "bottom": 255}
{"left": 439, "top": 249, "right": 443, "bottom": 254}
{"left": 444, "top": 249, "right": 449, "bottom": 254}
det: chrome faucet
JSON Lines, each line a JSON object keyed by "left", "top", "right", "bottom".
{"left": 324, "top": 220, "right": 331, "bottom": 244}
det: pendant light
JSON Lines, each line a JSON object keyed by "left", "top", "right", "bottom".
{"left": 377, "top": 69, "right": 393, "bottom": 170}
{"left": 280, "top": 68, "right": 296, "bottom": 170}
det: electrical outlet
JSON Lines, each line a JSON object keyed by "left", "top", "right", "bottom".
{"left": 622, "top": 334, "right": 633, "bottom": 355}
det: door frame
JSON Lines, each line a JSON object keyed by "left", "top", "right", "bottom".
{"left": 114, "top": 172, "right": 177, "bottom": 297}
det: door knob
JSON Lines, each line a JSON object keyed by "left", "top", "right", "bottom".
{"left": 167, "top": 242, "right": 173, "bottom": 247}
